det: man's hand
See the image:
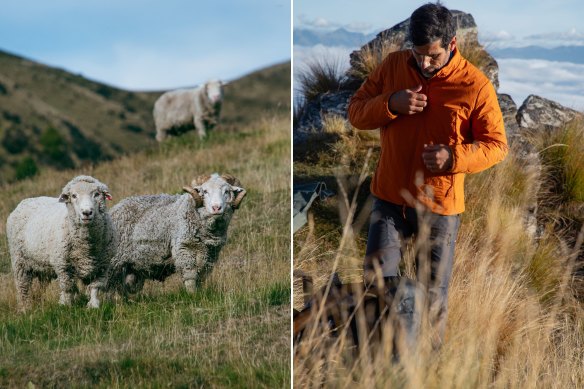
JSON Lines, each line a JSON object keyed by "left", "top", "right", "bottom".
{"left": 422, "top": 144, "right": 453, "bottom": 173}
{"left": 388, "top": 85, "right": 427, "bottom": 115}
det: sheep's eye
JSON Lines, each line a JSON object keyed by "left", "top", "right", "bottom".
{"left": 71, "top": 194, "right": 77, "bottom": 199}
{"left": 203, "top": 190, "right": 208, "bottom": 195}
{"left": 94, "top": 192, "right": 100, "bottom": 198}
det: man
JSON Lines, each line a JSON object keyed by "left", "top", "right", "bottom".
{"left": 348, "top": 3, "right": 508, "bottom": 345}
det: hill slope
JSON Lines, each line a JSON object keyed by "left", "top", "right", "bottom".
{"left": 0, "top": 49, "right": 290, "bottom": 183}
{"left": 0, "top": 60, "right": 291, "bottom": 388}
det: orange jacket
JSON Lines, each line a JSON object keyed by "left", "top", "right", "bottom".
{"left": 348, "top": 48, "right": 508, "bottom": 215}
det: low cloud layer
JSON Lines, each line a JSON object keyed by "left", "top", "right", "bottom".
{"left": 480, "top": 28, "right": 584, "bottom": 49}
{"left": 498, "top": 58, "right": 584, "bottom": 110}
{"left": 294, "top": 45, "right": 584, "bottom": 112}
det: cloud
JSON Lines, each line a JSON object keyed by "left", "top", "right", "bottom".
{"left": 480, "top": 30, "right": 516, "bottom": 42}
{"left": 295, "top": 14, "right": 375, "bottom": 34}
{"left": 294, "top": 45, "right": 584, "bottom": 112}
{"left": 296, "top": 14, "right": 338, "bottom": 30}
{"left": 497, "top": 58, "right": 584, "bottom": 111}
{"left": 480, "top": 28, "right": 584, "bottom": 49}
{"left": 525, "top": 28, "right": 584, "bottom": 42}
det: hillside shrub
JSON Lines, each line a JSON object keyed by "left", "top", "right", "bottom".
{"left": 14, "top": 156, "right": 38, "bottom": 180}
{"left": 65, "top": 122, "right": 105, "bottom": 162}
{"left": 39, "top": 127, "right": 74, "bottom": 168}
{"left": 2, "top": 128, "right": 28, "bottom": 154}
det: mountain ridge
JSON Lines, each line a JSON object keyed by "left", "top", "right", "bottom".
{"left": 0, "top": 48, "right": 290, "bottom": 183}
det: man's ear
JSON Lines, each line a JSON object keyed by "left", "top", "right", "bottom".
{"left": 449, "top": 36, "right": 457, "bottom": 51}
{"left": 59, "top": 193, "right": 69, "bottom": 203}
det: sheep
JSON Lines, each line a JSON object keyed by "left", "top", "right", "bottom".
{"left": 6, "top": 175, "right": 115, "bottom": 310}
{"left": 107, "top": 173, "right": 246, "bottom": 296}
{"left": 154, "top": 80, "right": 223, "bottom": 142}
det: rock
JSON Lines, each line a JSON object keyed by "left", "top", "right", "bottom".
{"left": 347, "top": 10, "right": 499, "bottom": 89}
{"left": 295, "top": 10, "right": 501, "bottom": 144}
{"left": 294, "top": 90, "right": 353, "bottom": 144}
{"left": 498, "top": 93, "right": 519, "bottom": 138}
{"left": 517, "top": 94, "right": 582, "bottom": 132}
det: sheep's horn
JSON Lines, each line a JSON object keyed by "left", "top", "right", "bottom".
{"left": 232, "top": 189, "right": 246, "bottom": 209}
{"left": 183, "top": 186, "right": 203, "bottom": 208}
{"left": 191, "top": 175, "right": 210, "bottom": 187}
{"left": 221, "top": 173, "right": 241, "bottom": 187}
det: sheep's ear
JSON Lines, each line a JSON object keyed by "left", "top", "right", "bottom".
{"left": 104, "top": 192, "right": 113, "bottom": 201}
{"left": 59, "top": 193, "right": 69, "bottom": 203}
{"left": 183, "top": 186, "right": 203, "bottom": 208}
{"left": 231, "top": 186, "right": 246, "bottom": 209}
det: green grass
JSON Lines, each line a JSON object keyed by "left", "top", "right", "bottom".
{"left": 293, "top": 113, "right": 584, "bottom": 387}
{"left": 0, "top": 103, "right": 290, "bottom": 387}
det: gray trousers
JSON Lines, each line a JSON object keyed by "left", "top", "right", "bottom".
{"left": 364, "top": 197, "right": 460, "bottom": 345}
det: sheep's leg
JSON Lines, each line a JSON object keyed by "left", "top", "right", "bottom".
{"left": 14, "top": 265, "right": 33, "bottom": 312}
{"left": 86, "top": 279, "right": 105, "bottom": 308}
{"left": 56, "top": 273, "right": 76, "bottom": 306}
{"left": 155, "top": 129, "right": 167, "bottom": 142}
{"left": 194, "top": 115, "right": 206, "bottom": 138}
{"left": 182, "top": 268, "right": 198, "bottom": 292}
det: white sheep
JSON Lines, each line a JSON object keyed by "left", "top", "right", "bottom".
{"left": 107, "top": 173, "right": 246, "bottom": 296}
{"left": 154, "top": 80, "right": 223, "bottom": 142}
{"left": 6, "top": 176, "right": 115, "bottom": 310}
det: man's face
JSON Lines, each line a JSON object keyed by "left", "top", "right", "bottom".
{"left": 411, "top": 37, "right": 456, "bottom": 78}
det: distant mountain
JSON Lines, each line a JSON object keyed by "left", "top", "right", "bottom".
{"left": 294, "top": 28, "right": 378, "bottom": 48}
{"left": 0, "top": 48, "right": 289, "bottom": 183}
{"left": 489, "top": 45, "right": 584, "bottom": 64}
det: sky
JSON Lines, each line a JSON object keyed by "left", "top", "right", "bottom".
{"left": 294, "top": 0, "right": 584, "bottom": 47}
{"left": 0, "top": 0, "right": 290, "bottom": 91}
{"left": 293, "top": 0, "right": 584, "bottom": 111}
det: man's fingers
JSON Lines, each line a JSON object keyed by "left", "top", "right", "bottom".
{"left": 410, "top": 84, "right": 423, "bottom": 93}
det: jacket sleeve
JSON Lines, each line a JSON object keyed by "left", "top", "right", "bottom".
{"left": 347, "top": 60, "right": 400, "bottom": 130}
{"left": 450, "top": 81, "right": 508, "bottom": 174}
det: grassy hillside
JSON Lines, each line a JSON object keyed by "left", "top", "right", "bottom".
{"left": 0, "top": 49, "right": 290, "bottom": 183}
{"left": 0, "top": 62, "right": 291, "bottom": 388}
{"left": 293, "top": 115, "right": 583, "bottom": 387}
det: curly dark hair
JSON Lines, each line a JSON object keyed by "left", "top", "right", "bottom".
{"left": 409, "top": 2, "right": 456, "bottom": 48}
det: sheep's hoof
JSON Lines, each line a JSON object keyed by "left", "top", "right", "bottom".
{"left": 86, "top": 299, "right": 100, "bottom": 309}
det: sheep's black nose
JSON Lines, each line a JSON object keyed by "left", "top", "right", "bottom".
{"left": 82, "top": 210, "right": 93, "bottom": 217}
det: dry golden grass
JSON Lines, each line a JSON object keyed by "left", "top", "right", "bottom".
{"left": 293, "top": 115, "right": 584, "bottom": 387}
{"left": 0, "top": 115, "right": 290, "bottom": 388}
{"left": 348, "top": 38, "right": 402, "bottom": 80}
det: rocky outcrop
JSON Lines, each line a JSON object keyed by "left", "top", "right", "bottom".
{"left": 517, "top": 95, "right": 582, "bottom": 131}
{"left": 295, "top": 10, "right": 501, "bottom": 143}
{"left": 294, "top": 90, "right": 353, "bottom": 144}
{"left": 348, "top": 10, "right": 499, "bottom": 89}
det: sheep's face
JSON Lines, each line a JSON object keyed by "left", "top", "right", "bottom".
{"left": 198, "top": 179, "right": 242, "bottom": 215}
{"left": 59, "top": 179, "right": 112, "bottom": 225}
{"left": 184, "top": 174, "right": 246, "bottom": 215}
{"left": 205, "top": 80, "right": 223, "bottom": 105}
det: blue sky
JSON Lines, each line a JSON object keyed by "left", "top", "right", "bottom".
{"left": 293, "top": 0, "right": 584, "bottom": 110}
{"left": 294, "top": 0, "right": 584, "bottom": 47}
{"left": 0, "top": 0, "right": 290, "bottom": 91}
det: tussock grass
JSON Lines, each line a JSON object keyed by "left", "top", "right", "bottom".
{"left": 293, "top": 115, "right": 584, "bottom": 387}
{"left": 456, "top": 36, "right": 494, "bottom": 73}
{"left": 349, "top": 37, "right": 402, "bottom": 80}
{"left": 0, "top": 114, "right": 290, "bottom": 388}
{"left": 296, "top": 57, "right": 344, "bottom": 103}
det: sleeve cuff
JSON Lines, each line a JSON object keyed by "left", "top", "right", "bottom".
{"left": 384, "top": 92, "right": 398, "bottom": 120}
